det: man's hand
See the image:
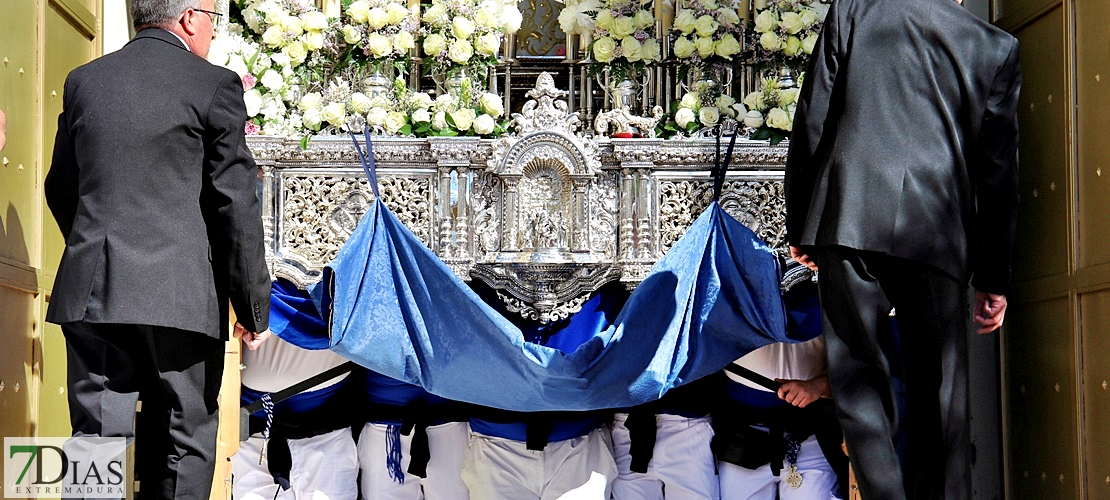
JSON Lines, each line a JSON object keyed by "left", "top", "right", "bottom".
{"left": 776, "top": 376, "right": 831, "bottom": 408}
{"left": 973, "top": 290, "right": 1007, "bottom": 334}
{"left": 790, "top": 246, "right": 818, "bottom": 271}
{"left": 233, "top": 322, "right": 271, "bottom": 350}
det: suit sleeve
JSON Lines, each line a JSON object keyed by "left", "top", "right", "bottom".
{"left": 201, "top": 71, "right": 271, "bottom": 332}
{"left": 45, "top": 79, "right": 80, "bottom": 240}
{"left": 784, "top": 0, "right": 842, "bottom": 246}
{"left": 970, "top": 39, "right": 1021, "bottom": 295}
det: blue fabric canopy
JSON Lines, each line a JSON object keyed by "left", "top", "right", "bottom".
{"left": 309, "top": 196, "right": 790, "bottom": 412}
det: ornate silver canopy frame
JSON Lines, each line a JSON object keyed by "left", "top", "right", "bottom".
{"left": 252, "top": 73, "right": 789, "bottom": 323}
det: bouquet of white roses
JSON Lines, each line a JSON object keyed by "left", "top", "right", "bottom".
{"left": 413, "top": 76, "right": 508, "bottom": 136}
{"left": 751, "top": 0, "right": 827, "bottom": 74}
{"left": 558, "top": 0, "right": 603, "bottom": 44}
{"left": 671, "top": 0, "right": 744, "bottom": 71}
{"left": 421, "top": 0, "right": 522, "bottom": 78}
{"left": 209, "top": 28, "right": 306, "bottom": 136}
{"left": 589, "top": 0, "right": 661, "bottom": 81}
{"left": 739, "top": 75, "right": 801, "bottom": 145}
{"left": 236, "top": 0, "right": 332, "bottom": 68}
{"left": 340, "top": 0, "right": 418, "bottom": 67}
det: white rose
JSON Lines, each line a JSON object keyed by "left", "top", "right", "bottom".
{"left": 783, "top": 35, "right": 802, "bottom": 56}
{"left": 715, "top": 33, "right": 741, "bottom": 60}
{"left": 743, "top": 91, "right": 765, "bottom": 111}
{"left": 244, "top": 89, "right": 263, "bottom": 117}
{"left": 366, "top": 107, "right": 388, "bottom": 126}
{"left": 260, "top": 69, "right": 284, "bottom": 91}
{"left": 434, "top": 93, "right": 456, "bottom": 111}
{"left": 611, "top": 16, "right": 635, "bottom": 38}
{"left": 673, "top": 10, "right": 697, "bottom": 34}
{"left": 448, "top": 39, "right": 474, "bottom": 64}
{"left": 716, "top": 94, "right": 736, "bottom": 113}
{"left": 342, "top": 25, "right": 362, "bottom": 44}
{"left": 476, "top": 5, "right": 500, "bottom": 28}
{"left": 283, "top": 41, "right": 308, "bottom": 65}
{"left": 743, "top": 109, "right": 764, "bottom": 128}
{"left": 698, "top": 106, "right": 720, "bottom": 126}
{"left": 593, "top": 36, "right": 617, "bottom": 62}
{"left": 766, "top": 107, "right": 791, "bottom": 131}
{"left": 301, "top": 11, "right": 329, "bottom": 31}
{"left": 411, "top": 108, "right": 432, "bottom": 123}
{"left": 479, "top": 92, "right": 504, "bottom": 116}
{"left": 422, "top": 4, "right": 448, "bottom": 25}
{"left": 695, "top": 15, "right": 719, "bottom": 38}
{"left": 207, "top": 39, "right": 230, "bottom": 66}
{"left": 759, "top": 31, "right": 782, "bottom": 51}
{"left": 476, "top": 32, "right": 501, "bottom": 55}
{"left": 322, "top": 102, "right": 348, "bottom": 127}
{"left": 278, "top": 14, "right": 304, "bottom": 37}
{"left": 384, "top": 111, "right": 408, "bottom": 133}
{"left": 641, "top": 38, "right": 661, "bottom": 62}
{"left": 271, "top": 52, "right": 291, "bottom": 67}
{"left": 303, "top": 31, "right": 325, "bottom": 51}
{"left": 780, "top": 12, "right": 804, "bottom": 34}
{"left": 450, "top": 108, "right": 477, "bottom": 131}
{"left": 595, "top": 10, "right": 614, "bottom": 30}
{"left": 432, "top": 110, "right": 449, "bottom": 130}
{"left": 731, "top": 102, "right": 748, "bottom": 117}
{"left": 386, "top": 3, "right": 411, "bottom": 25}
{"left": 633, "top": 10, "right": 654, "bottom": 30}
{"left": 621, "top": 37, "right": 642, "bottom": 62}
{"left": 367, "top": 7, "right": 389, "bottom": 29}
{"left": 754, "top": 10, "right": 778, "bottom": 33}
{"left": 695, "top": 36, "right": 715, "bottom": 58}
{"left": 453, "top": 17, "right": 476, "bottom": 39}
{"left": 680, "top": 92, "right": 700, "bottom": 109}
{"left": 367, "top": 33, "right": 394, "bottom": 57}
{"left": 500, "top": 6, "right": 523, "bottom": 33}
{"left": 799, "top": 8, "right": 820, "bottom": 28}
{"left": 779, "top": 88, "right": 800, "bottom": 106}
{"left": 394, "top": 31, "right": 416, "bottom": 52}
{"left": 260, "top": 95, "right": 286, "bottom": 120}
{"left": 423, "top": 33, "right": 447, "bottom": 55}
{"left": 347, "top": 0, "right": 371, "bottom": 23}
{"left": 473, "top": 113, "right": 497, "bottom": 135}
{"left": 262, "top": 26, "right": 285, "bottom": 47}
{"left": 303, "top": 108, "right": 323, "bottom": 130}
{"left": 412, "top": 92, "right": 434, "bottom": 109}
{"left": 717, "top": 8, "right": 740, "bottom": 26}
{"left": 673, "top": 36, "right": 695, "bottom": 58}
{"left": 675, "top": 107, "right": 696, "bottom": 128}
{"left": 802, "top": 33, "right": 819, "bottom": 55}
{"left": 350, "top": 92, "right": 373, "bottom": 114}
{"left": 299, "top": 92, "right": 323, "bottom": 112}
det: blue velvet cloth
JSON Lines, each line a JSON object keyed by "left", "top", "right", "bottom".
{"left": 270, "top": 278, "right": 330, "bottom": 350}
{"left": 311, "top": 198, "right": 789, "bottom": 412}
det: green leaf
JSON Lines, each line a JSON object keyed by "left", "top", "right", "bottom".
{"left": 750, "top": 128, "right": 773, "bottom": 141}
{"left": 399, "top": 123, "right": 412, "bottom": 135}
{"left": 300, "top": 135, "right": 311, "bottom": 150}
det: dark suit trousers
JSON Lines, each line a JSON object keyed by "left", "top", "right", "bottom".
{"left": 62, "top": 322, "right": 224, "bottom": 500}
{"left": 814, "top": 246, "right": 970, "bottom": 500}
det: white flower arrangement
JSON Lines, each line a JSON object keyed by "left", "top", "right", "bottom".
{"left": 341, "top": 0, "right": 418, "bottom": 65}
{"left": 411, "top": 76, "right": 508, "bottom": 136}
{"left": 588, "top": 0, "right": 661, "bottom": 81}
{"left": 740, "top": 74, "right": 802, "bottom": 144}
{"left": 671, "top": 0, "right": 745, "bottom": 71}
{"left": 237, "top": 0, "right": 332, "bottom": 67}
{"left": 209, "top": 29, "right": 305, "bottom": 136}
{"left": 674, "top": 90, "right": 742, "bottom": 129}
{"left": 558, "top": 0, "right": 603, "bottom": 43}
{"left": 751, "top": 0, "right": 827, "bottom": 73}
{"left": 421, "top": 0, "right": 522, "bottom": 78}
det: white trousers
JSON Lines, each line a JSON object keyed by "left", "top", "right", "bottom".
{"left": 460, "top": 427, "right": 618, "bottom": 500}
{"left": 357, "top": 421, "right": 470, "bottom": 500}
{"left": 718, "top": 434, "right": 841, "bottom": 500}
{"left": 233, "top": 427, "right": 359, "bottom": 500}
{"left": 610, "top": 413, "right": 719, "bottom": 500}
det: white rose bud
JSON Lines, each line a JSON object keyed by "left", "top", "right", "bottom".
{"left": 450, "top": 108, "right": 477, "bottom": 131}
{"left": 783, "top": 35, "right": 803, "bottom": 56}
{"left": 743, "top": 110, "right": 764, "bottom": 128}
{"left": 715, "top": 33, "right": 741, "bottom": 60}
{"left": 479, "top": 92, "right": 505, "bottom": 117}
{"left": 718, "top": 8, "right": 740, "bottom": 26}
{"left": 322, "top": 102, "right": 348, "bottom": 127}
{"left": 244, "top": 89, "right": 263, "bottom": 117}
{"left": 473, "top": 113, "right": 497, "bottom": 135}
{"left": 698, "top": 106, "right": 720, "bottom": 126}
{"left": 411, "top": 108, "right": 432, "bottom": 123}
{"left": 432, "top": 110, "right": 448, "bottom": 130}
{"left": 423, "top": 33, "right": 447, "bottom": 55}
{"left": 731, "top": 102, "right": 748, "bottom": 117}
{"left": 384, "top": 111, "right": 408, "bottom": 133}
{"left": 779, "top": 88, "right": 800, "bottom": 106}
{"left": 595, "top": 10, "right": 614, "bottom": 29}
{"left": 448, "top": 39, "right": 474, "bottom": 64}
{"left": 675, "top": 107, "right": 696, "bottom": 128}
{"left": 716, "top": 94, "right": 736, "bottom": 113}
{"left": 453, "top": 17, "right": 476, "bottom": 39}
{"left": 799, "top": 8, "right": 820, "bottom": 28}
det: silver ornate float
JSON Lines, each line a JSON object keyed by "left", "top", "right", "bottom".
{"left": 253, "top": 73, "right": 789, "bottom": 323}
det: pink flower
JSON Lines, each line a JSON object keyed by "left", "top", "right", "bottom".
{"left": 244, "top": 121, "right": 261, "bottom": 135}
{"left": 241, "top": 74, "right": 257, "bottom": 91}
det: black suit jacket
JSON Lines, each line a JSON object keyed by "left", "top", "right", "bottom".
{"left": 784, "top": 0, "right": 1021, "bottom": 295}
{"left": 45, "top": 28, "right": 270, "bottom": 339}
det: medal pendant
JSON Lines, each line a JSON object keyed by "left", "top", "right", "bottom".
{"left": 785, "top": 465, "right": 803, "bottom": 489}
{"left": 259, "top": 439, "right": 268, "bottom": 465}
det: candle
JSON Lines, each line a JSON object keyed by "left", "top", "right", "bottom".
{"left": 753, "top": 0, "right": 767, "bottom": 10}
{"left": 737, "top": 0, "right": 750, "bottom": 21}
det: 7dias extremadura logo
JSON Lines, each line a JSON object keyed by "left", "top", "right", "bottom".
{"left": 4, "top": 438, "right": 126, "bottom": 498}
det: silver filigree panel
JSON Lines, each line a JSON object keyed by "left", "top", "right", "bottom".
{"left": 658, "top": 180, "right": 787, "bottom": 253}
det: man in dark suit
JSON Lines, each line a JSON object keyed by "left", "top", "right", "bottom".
{"left": 44, "top": 0, "right": 272, "bottom": 497}
{"left": 784, "top": 0, "right": 1020, "bottom": 498}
